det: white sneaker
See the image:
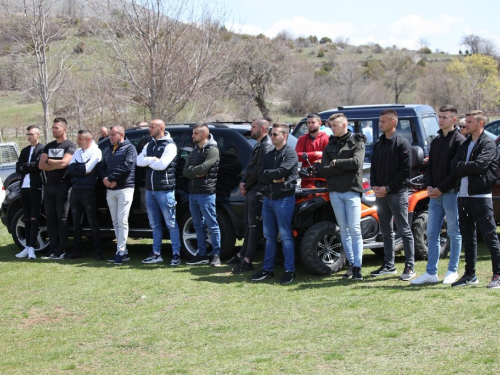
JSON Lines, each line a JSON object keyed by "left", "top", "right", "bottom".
{"left": 28, "top": 247, "right": 36, "bottom": 259}
{"left": 443, "top": 271, "right": 459, "bottom": 284}
{"left": 15, "top": 248, "right": 29, "bottom": 258}
{"left": 410, "top": 272, "right": 439, "bottom": 285}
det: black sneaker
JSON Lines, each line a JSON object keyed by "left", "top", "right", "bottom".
{"left": 186, "top": 254, "right": 210, "bottom": 265}
{"left": 451, "top": 274, "right": 479, "bottom": 287}
{"left": 486, "top": 274, "right": 500, "bottom": 289}
{"left": 399, "top": 266, "right": 416, "bottom": 281}
{"left": 232, "top": 261, "right": 254, "bottom": 274}
{"left": 114, "top": 252, "right": 124, "bottom": 265}
{"left": 343, "top": 265, "right": 353, "bottom": 279}
{"left": 108, "top": 253, "right": 130, "bottom": 262}
{"left": 352, "top": 266, "right": 363, "bottom": 280}
{"left": 371, "top": 264, "right": 397, "bottom": 276}
{"left": 280, "top": 272, "right": 295, "bottom": 285}
{"left": 226, "top": 255, "right": 242, "bottom": 265}
{"left": 251, "top": 269, "right": 274, "bottom": 281}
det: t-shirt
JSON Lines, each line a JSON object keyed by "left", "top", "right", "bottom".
{"left": 43, "top": 139, "right": 76, "bottom": 185}
{"left": 21, "top": 146, "right": 35, "bottom": 188}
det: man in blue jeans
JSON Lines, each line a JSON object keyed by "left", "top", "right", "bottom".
{"left": 370, "top": 109, "right": 416, "bottom": 281}
{"left": 411, "top": 105, "right": 465, "bottom": 285}
{"left": 137, "top": 119, "right": 182, "bottom": 265}
{"left": 251, "top": 123, "right": 298, "bottom": 284}
{"left": 183, "top": 123, "right": 221, "bottom": 267}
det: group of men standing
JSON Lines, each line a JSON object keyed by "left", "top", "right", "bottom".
{"left": 13, "top": 107, "right": 500, "bottom": 288}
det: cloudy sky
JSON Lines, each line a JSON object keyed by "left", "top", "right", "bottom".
{"left": 222, "top": 0, "right": 500, "bottom": 54}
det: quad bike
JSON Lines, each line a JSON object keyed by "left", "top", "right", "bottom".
{"left": 293, "top": 154, "right": 449, "bottom": 276}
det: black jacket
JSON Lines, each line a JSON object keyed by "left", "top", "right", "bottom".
{"left": 258, "top": 143, "right": 298, "bottom": 200}
{"left": 320, "top": 131, "right": 366, "bottom": 194}
{"left": 16, "top": 143, "right": 45, "bottom": 189}
{"left": 183, "top": 134, "right": 220, "bottom": 194}
{"left": 370, "top": 131, "right": 412, "bottom": 193}
{"left": 99, "top": 138, "right": 137, "bottom": 190}
{"left": 424, "top": 127, "right": 465, "bottom": 193}
{"left": 451, "top": 131, "right": 498, "bottom": 195}
{"left": 244, "top": 134, "right": 273, "bottom": 192}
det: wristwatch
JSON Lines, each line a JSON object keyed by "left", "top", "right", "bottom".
{"left": 385, "top": 185, "right": 391, "bottom": 193}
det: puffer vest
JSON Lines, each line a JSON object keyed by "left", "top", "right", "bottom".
{"left": 145, "top": 138, "right": 177, "bottom": 191}
{"left": 188, "top": 143, "right": 219, "bottom": 194}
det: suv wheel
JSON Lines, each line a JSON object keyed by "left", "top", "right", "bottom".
{"left": 300, "top": 221, "right": 346, "bottom": 276}
{"left": 412, "top": 211, "right": 449, "bottom": 260}
{"left": 178, "top": 210, "right": 236, "bottom": 260}
{"left": 10, "top": 209, "right": 50, "bottom": 252}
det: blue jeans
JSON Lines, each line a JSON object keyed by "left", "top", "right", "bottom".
{"left": 262, "top": 195, "right": 296, "bottom": 273}
{"left": 189, "top": 193, "right": 221, "bottom": 256}
{"left": 146, "top": 190, "right": 181, "bottom": 255}
{"left": 426, "top": 191, "right": 461, "bottom": 275}
{"left": 329, "top": 191, "right": 363, "bottom": 268}
{"left": 376, "top": 191, "right": 415, "bottom": 268}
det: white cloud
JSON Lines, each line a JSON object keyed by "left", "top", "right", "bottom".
{"left": 227, "top": 22, "right": 263, "bottom": 35}
{"left": 263, "top": 16, "right": 356, "bottom": 39}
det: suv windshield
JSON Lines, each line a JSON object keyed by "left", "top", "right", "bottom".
{"left": 421, "top": 115, "right": 440, "bottom": 147}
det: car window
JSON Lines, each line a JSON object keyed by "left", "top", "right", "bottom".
{"left": 396, "top": 119, "right": 414, "bottom": 144}
{"left": 421, "top": 116, "right": 440, "bottom": 147}
{"left": 0, "top": 145, "right": 18, "bottom": 164}
{"left": 486, "top": 122, "right": 500, "bottom": 136}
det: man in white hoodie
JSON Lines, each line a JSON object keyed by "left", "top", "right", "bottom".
{"left": 66, "top": 130, "right": 103, "bottom": 259}
{"left": 137, "top": 119, "right": 182, "bottom": 265}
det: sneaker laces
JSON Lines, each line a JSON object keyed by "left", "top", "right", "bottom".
{"left": 491, "top": 274, "right": 500, "bottom": 282}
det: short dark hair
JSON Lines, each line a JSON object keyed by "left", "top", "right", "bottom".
{"left": 53, "top": 117, "right": 67, "bottom": 127}
{"left": 26, "top": 125, "right": 39, "bottom": 131}
{"left": 272, "top": 122, "right": 290, "bottom": 135}
{"left": 439, "top": 104, "right": 457, "bottom": 113}
{"left": 380, "top": 109, "right": 398, "bottom": 121}
{"left": 465, "top": 109, "right": 486, "bottom": 124}
{"left": 77, "top": 130, "right": 92, "bottom": 137}
{"left": 328, "top": 113, "right": 347, "bottom": 124}
{"left": 306, "top": 113, "right": 321, "bottom": 121}
{"left": 193, "top": 123, "right": 209, "bottom": 132}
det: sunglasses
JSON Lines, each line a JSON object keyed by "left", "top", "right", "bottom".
{"left": 271, "top": 132, "right": 283, "bottom": 137}
{"left": 459, "top": 126, "right": 466, "bottom": 129}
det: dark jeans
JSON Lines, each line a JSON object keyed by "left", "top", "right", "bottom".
{"left": 70, "top": 188, "right": 101, "bottom": 256}
{"left": 376, "top": 191, "right": 415, "bottom": 268}
{"left": 21, "top": 188, "right": 43, "bottom": 248}
{"left": 458, "top": 197, "right": 500, "bottom": 276}
{"left": 44, "top": 184, "right": 71, "bottom": 253}
{"left": 238, "top": 189, "right": 264, "bottom": 262}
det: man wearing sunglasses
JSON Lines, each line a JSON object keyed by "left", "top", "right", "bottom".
{"left": 251, "top": 123, "right": 298, "bottom": 284}
{"left": 295, "top": 113, "right": 330, "bottom": 187}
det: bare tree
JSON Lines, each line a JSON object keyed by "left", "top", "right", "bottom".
{"left": 334, "top": 36, "right": 349, "bottom": 49}
{"left": 375, "top": 54, "right": 421, "bottom": 103}
{"left": 333, "top": 55, "right": 365, "bottom": 105}
{"left": 460, "top": 34, "right": 498, "bottom": 56}
{"left": 228, "top": 37, "right": 293, "bottom": 118}
{"left": 2, "top": 0, "right": 74, "bottom": 141}
{"left": 96, "top": 0, "right": 236, "bottom": 121}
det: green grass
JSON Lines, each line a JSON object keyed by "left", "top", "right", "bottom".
{"left": 1, "top": 223, "right": 499, "bottom": 374}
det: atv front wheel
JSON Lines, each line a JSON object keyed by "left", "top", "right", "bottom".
{"left": 300, "top": 221, "right": 346, "bottom": 276}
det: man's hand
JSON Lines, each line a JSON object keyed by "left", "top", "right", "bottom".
{"left": 373, "top": 186, "right": 387, "bottom": 198}
{"left": 427, "top": 187, "right": 442, "bottom": 199}
{"left": 239, "top": 182, "right": 247, "bottom": 196}
{"left": 103, "top": 177, "right": 111, "bottom": 188}
{"left": 273, "top": 178, "right": 285, "bottom": 183}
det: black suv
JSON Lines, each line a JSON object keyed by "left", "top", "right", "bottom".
{"left": 1, "top": 123, "right": 259, "bottom": 259}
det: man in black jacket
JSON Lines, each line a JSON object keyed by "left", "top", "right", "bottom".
{"left": 251, "top": 123, "right": 298, "bottom": 284}
{"left": 66, "top": 130, "right": 102, "bottom": 260}
{"left": 99, "top": 125, "right": 137, "bottom": 265}
{"left": 227, "top": 118, "right": 273, "bottom": 273}
{"left": 15, "top": 125, "right": 44, "bottom": 259}
{"left": 137, "top": 119, "right": 182, "bottom": 266}
{"left": 183, "top": 124, "right": 222, "bottom": 267}
{"left": 450, "top": 110, "right": 500, "bottom": 288}
{"left": 370, "top": 109, "right": 416, "bottom": 281}
{"left": 411, "top": 105, "right": 465, "bottom": 285}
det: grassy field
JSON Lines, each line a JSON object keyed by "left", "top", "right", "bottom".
{"left": 1, "top": 223, "right": 499, "bottom": 375}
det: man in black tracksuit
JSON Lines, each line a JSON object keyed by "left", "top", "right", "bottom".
{"left": 370, "top": 109, "right": 416, "bottom": 281}
{"left": 15, "top": 125, "right": 44, "bottom": 259}
{"left": 227, "top": 118, "right": 273, "bottom": 273}
{"left": 251, "top": 123, "right": 298, "bottom": 285}
{"left": 450, "top": 109, "right": 500, "bottom": 288}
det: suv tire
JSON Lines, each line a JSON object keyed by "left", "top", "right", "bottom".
{"left": 412, "top": 211, "right": 449, "bottom": 260}
{"left": 178, "top": 209, "right": 236, "bottom": 260}
{"left": 11, "top": 209, "right": 50, "bottom": 252}
{"left": 300, "top": 221, "right": 346, "bottom": 276}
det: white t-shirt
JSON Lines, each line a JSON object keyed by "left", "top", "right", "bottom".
{"left": 21, "top": 146, "right": 35, "bottom": 189}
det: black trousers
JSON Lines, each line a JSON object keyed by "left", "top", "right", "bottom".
{"left": 44, "top": 184, "right": 71, "bottom": 253}
{"left": 20, "top": 188, "right": 43, "bottom": 248}
{"left": 70, "top": 188, "right": 101, "bottom": 256}
{"left": 458, "top": 197, "right": 500, "bottom": 276}
{"left": 238, "top": 189, "right": 264, "bottom": 262}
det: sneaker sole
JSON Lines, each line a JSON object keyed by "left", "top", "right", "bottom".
{"left": 170, "top": 262, "right": 181, "bottom": 266}
{"left": 142, "top": 261, "right": 163, "bottom": 264}
{"left": 371, "top": 271, "right": 397, "bottom": 276}
{"left": 280, "top": 279, "right": 295, "bottom": 285}
{"left": 210, "top": 263, "right": 221, "bottom": 267}
{"left": 251, "top": 276, "right": 274, "bottom": 281}
{"left": 186, "top": 261, "right": 210, "bottom": 265}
